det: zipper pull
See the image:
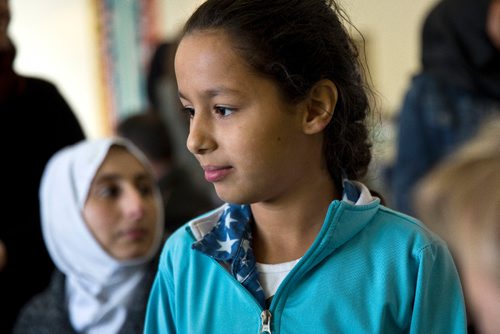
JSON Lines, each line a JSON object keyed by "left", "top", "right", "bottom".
{"left": 260, "top": 309, "right": 272, "bottom": 334}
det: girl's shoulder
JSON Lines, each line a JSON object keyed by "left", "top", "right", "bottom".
{"left": 159, "top": 204, "right": 226, "bottom": 258}
{"left": 373, "top": 205, "right": 448, "bottom": 254}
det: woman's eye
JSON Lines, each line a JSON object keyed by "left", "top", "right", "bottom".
{"left": 137, "top": 182, "right": 154, "bottom": 197}
{"left": 97, "top": 185, "right": 120, "bottom": 198}
{"left": 214, "top": 106, "right": 235, "bottom": 117}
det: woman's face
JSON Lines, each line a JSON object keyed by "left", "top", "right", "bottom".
{"left": 83, "top": 146, "right": 159, "bottom": 260}
{"left": 0, "top": 0, "right": 10, "bottom": 50}
{"left": 175, "top": 30, "right": 321, "bottom": 205}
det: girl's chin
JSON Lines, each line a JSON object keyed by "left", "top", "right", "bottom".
{"left": 214, "top": 182, "right": 265, "bottom": 204}
{"left": 216, "top": 194, "right": 258, "bottom": 206}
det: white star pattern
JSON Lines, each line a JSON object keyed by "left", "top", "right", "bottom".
{"left": 241, "top": 239, "right": 251, "bottom": 253}
{"left": 224, "top": 214, "right": 238, "bottom": 229}
{"left": 193, "top": 204, "right": 269, "bottom": 308}
{"left": 236, "top": 273, "right": 247, "bottom": 282}
{"left": 216, "top": 233, "right": 238, "bottom": 254}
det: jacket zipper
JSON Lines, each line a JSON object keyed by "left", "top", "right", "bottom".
{"left": 189, "top": 203, "right": 340, "bottom": 334}
{"left": 259, "top": 202, "right": 341, "bottom": 333}
{"left": 260, "top": 309, "right": 272, "bottom": 333}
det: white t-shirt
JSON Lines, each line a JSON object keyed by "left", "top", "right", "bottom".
{"left": 255, "top": 181, "right": 373, "bottom": 301}
{"left": 256, "top": 258, "right": 301, "bottom": 299}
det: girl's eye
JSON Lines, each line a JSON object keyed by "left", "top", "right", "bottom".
{"left": 214, "top": 106, "right": 235, "bottom": 117}
{"left": 182, "top": 106, "right": 195, "bottom": 118}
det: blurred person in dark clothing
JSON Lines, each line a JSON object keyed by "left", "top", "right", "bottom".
{"left": 0, "top": 0, "right": 85, "bottom": 331}
{"left": 391, "top": 0, "right": 500, "bottom": 216}
{"left": 415, "top": 117, "right": 500, "bottom": 334}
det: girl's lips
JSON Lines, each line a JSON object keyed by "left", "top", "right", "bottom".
{"left": 203, "top": 166, "right": 233, "bottom": 182}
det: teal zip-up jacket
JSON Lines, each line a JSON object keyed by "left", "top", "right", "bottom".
{"left": 144, "top": 196, "right": 466, "bottom": 333}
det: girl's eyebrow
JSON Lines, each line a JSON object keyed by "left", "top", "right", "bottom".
{"left": 178, "top": 86, "right": 243, "bottom": 100}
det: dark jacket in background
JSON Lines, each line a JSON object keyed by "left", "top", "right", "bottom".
{"left": 13, "top": 257, "right": 158, "bottom": 334}
{"left": 391, "top": 0, "right": 500, "bottom": 215}
{"left": 0, "top": 77, "right": 85, "bottom": 333}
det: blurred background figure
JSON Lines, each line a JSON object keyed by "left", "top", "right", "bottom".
{"left": 0, "top": 240, "right": 6, "bottom": 271}
{"left": 390, "top": 0, "right": 500, "bottom": 215}
{"left": 14, "top": 138, "right": 165, "bottom": 334}
{"left": 117, "top": 111, "right": 218, "bottom": 235}
{"left": 146, "top": 40, "right": 178, "bottom": 117}
{"left": 0, "top": 0, "right": 85, "bottom": 331}
{"left": 414, "top": 117, "right": 500, "bottom": 334}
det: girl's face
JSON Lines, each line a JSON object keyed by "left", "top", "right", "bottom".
{"left": 83, "top": 146, "right": 158, "bottom": 260}
{"left": 175, "top": 30, "right": 320, "bottom": 204}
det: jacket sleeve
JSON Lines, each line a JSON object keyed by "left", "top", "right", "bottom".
{"left": 409, "top": 240, "right": 467, "bottom": 334}
{"left": 144, "top": 253, "right": 177, "bottom": 334}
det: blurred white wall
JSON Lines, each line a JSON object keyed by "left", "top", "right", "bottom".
{"left": 343, "top": 0, "right": 438, "bottom": 114}
{"left": 8, "top": 0, "right": 438, "bottom": 138}
{"left": 157, "top": 0, "right": 202, "bottom": 40}
{"left": 9, "top": 0, "right": 103, "bottom": 138}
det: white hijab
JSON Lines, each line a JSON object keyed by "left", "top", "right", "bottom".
{"left": 39, "top": 138, "right": 164, "bottom": 334}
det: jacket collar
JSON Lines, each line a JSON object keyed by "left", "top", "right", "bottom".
{"left": 187, "top": 180, "right": 381, "bottom": 308}
{"left": 188, "top": 180, "right": 379, "bottom": 247}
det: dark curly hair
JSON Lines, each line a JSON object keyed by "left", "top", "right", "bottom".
{"left": 182, "top": 0, "right": 373, "bottom": 186}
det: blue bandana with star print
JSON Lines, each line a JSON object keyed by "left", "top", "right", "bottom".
{"left": 192, "top": 179, "right": 361, "bottom": 309}
{"left": 192, "top": 204, "right": 266, "bottom": 308}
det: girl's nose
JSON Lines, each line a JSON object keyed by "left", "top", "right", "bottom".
{"left": 186, "top": 113, "right": 216, "bottom": 155}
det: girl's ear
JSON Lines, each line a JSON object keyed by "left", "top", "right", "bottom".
{"left": 302, "top": 79, "right": 338, "bottom": 134}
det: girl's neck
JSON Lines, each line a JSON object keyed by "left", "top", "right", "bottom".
{"left": 251, "top": 169, "right": 339, "bottom": 264}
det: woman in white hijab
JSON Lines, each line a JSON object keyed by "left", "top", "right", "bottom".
{"left": 14, "top": 138, "right": 165, "bottom": 334}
